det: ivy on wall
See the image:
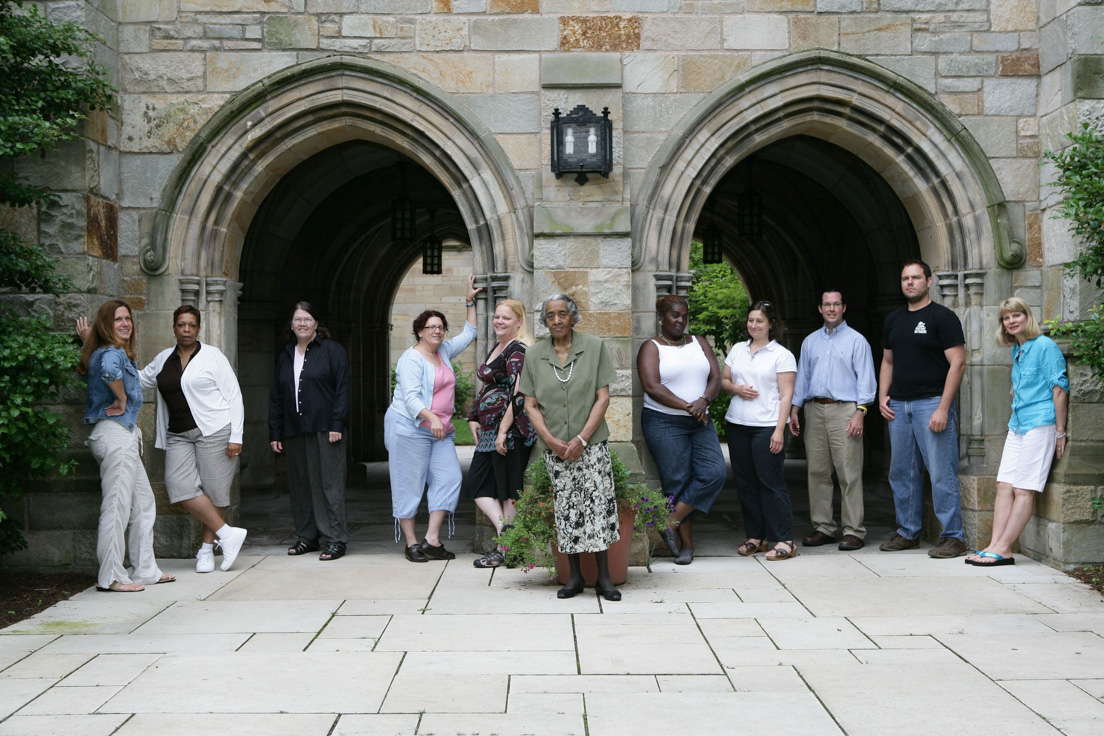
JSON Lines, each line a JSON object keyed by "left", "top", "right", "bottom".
{"left": 0, "top": 1, "right": 113, "bottom": 553}
{"left": 1044, "top": 123, "right": 1104, "bottom": 389}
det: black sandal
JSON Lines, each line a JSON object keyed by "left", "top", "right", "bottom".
{"left": 473, "top": 551, "right": 505, "bottom": 569}
{"left": 287, "top": 540, "right": 320, "bottom": 556}
{"left": 319, "top": 542, "right": 346, "bottom": 561}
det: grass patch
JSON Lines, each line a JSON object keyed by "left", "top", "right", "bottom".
{"left": 451, "top": 417, "right": 474, "bottom": 446}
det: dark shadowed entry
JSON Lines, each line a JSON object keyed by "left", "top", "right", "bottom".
{"left": 237, "top": 144, "right": 468, "bottom": 490}
{"left": 696, "top": 134, "right": 921, "bottom": 472}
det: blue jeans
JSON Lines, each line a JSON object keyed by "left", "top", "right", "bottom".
{"left": 642, "top": 409, "right": 726, "bottom": 515}
{"left": 726, "top": 423, "right": 793, "bottom": 542}
{"left": 887, "top": 397, "right": 962, "bottom": 540}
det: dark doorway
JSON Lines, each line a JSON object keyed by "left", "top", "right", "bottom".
{"left": 697, "top": 134, "right": 921, "bottom": 481}
{"left": 236, "top": 142, "right": 468, "bottom": 490}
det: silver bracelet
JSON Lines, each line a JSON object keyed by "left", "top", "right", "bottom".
{"left": 577, "top": 435, "right": 587, "bottom": 447}
{"left": 1056, "top": 431, "right": 1066, "bottom": 439}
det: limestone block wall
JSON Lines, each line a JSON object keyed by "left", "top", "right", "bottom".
{"left": 8, "top": 0, "right": 1104, "bottom": 569}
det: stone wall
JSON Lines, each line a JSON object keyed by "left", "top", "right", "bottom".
{"left": 5, "top": 0, "right": 1104, "bottom": 570}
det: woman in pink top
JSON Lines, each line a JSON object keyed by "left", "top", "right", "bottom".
{"left": 385, "top": 276, "right": 482, "bottom": 562}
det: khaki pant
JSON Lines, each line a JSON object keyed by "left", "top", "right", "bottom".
{"left": 804, "top": 401, "right": 865, "bottom": 539}
{"left": 87, "top": 420, "right": 163, "bottom": 589}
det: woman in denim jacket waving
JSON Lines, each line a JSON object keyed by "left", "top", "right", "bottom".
{"left": 78, "top": 300, "right": 174, "bottom": 592}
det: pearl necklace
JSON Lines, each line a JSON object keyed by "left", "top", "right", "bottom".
{"left": 552, "top": 360, "right": 575, "bottom": 383}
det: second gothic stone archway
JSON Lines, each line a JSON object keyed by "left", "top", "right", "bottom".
{"left": 634, "top": 50, "right": 1023, "bottom": 280}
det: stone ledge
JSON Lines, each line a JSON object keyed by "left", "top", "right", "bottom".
{"left": 542, "top": 53, "right": 623, "bottom": 88}
{"left": 534, "top": 203, "right": 630, "bottom": 235}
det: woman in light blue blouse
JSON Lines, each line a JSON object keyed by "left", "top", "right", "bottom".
{"left": 967, "top": 297, "right": 1069, "bottom": 567}
{"left": 385, "top": 276, "right": 482, "bottom": 563}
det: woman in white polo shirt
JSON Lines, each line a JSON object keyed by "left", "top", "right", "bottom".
{"left": 722, "top": 301, "right": 799, "bottom": 561}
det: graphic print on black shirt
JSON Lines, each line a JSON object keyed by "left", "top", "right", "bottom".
{"left": 882, "top": 301, "right": 965, "bottom": 401}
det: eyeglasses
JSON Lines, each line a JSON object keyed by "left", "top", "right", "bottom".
{"left": 425, "top": 325, "right": 446, "bottom": 332}
{"left": 759, "top": 301, "right": 772, "bottom": 307}
{"left": 293, "top": 318, "right": 315, "bottom": 325}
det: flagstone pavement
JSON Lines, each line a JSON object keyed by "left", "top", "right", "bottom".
{"left": 2, "top": 459, "right": 1103, "bottom": 735}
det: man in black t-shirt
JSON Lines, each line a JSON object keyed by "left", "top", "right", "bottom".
{"left": 877, "top": 260, "right": 967, "bottom": 559}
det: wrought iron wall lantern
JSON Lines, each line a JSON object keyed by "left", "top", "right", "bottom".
{"left": 550, "top": 105, "right": 613, "bottom": 185}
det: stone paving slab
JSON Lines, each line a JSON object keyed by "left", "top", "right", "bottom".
{"left": 1000, "top": 680, "right": 1104, "bottom": 736}
{"left": 799, "top": 661, "right": 1062, "bottom": 735}
{"left": 786, "top": 575, "right": 1053, "bottom": 617}
{"left": 586, "top": 691, "right": 843, "bottom": 735}
{"left": 0, "top": 545, "right": 1100, "bottom": 735}
{"left": 0, "top": 714, "right": 128, "bottom": 736}
{"left": 115, "top": 713, "right": 338, "bottom": 735}
{"left": 102, "top": 652, "right": 403, "bottom": 714}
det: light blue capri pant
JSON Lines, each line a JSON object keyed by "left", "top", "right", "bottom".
{"left": 384, "top": 407, "right": 463, "bottom": 519}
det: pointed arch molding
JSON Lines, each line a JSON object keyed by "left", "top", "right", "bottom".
{"left": 634, "top": 50, "right": 1024, "bottom": 273}
{"left": 143, "top": 55, "right": 532, "bottom": 278}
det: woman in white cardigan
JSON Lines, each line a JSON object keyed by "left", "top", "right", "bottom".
{"left": 385, "top": 276, "right": 481, "bottom": 562}
{"left": 139, "top": 305, "right": 248, "bottom": 573}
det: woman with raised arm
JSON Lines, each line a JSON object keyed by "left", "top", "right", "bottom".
{"left": 386, "top": 275, "right": 482, "bottom": 563}
{"left": 78, "top": 300, "right": 175, "bottom": 592}
{"left": 463, "top": 298, "right": 537, "bottom": 569}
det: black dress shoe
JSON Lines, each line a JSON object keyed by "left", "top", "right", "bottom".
{"left": 802, "top": 530, "right": 836, "bottom": 547}
{"left": 557, "top": 583, "right": 585, "bottom": 599}
{"left": 596, "top": 585, "right": 621, "bottom": 602}
{"left": 418, "top": 540, "right": 456, "bottom": 560}
{"left": 659, "top": 527, "right": 680, "bottom": 556}
{"left": 405, "top": 544, "right": 428, "bottom": 562}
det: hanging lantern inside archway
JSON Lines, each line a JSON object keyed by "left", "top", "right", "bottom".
{"left": 737, "top": 189, "right": 763, "bottom": 239}
{"left": 391, "top": 164, "right": 415, "bottom": 242}
{"left": 422, "top": 211, "right": 442, "bottom": 275}
{"left": 702, "top": 223, "right": 723, "bottom": 264}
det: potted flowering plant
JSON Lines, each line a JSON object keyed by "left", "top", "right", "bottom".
{"left": 496, "top": 450, "right": 672, "bottom": 582}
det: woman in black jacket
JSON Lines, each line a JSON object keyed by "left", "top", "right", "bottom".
{"left": 269, "top": 302, "right": 351, "bottom": 561}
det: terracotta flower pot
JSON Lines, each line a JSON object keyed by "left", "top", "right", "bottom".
{"left": 553, "top": 506, "right": 636, "bottom": 586}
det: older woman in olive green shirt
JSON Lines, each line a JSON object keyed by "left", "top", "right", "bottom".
{"left": 519, "top": 293, "right": 621, "bottom": 602}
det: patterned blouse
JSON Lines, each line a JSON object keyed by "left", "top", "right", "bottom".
{"left": 468, "top": 340, "right": 536, "bottom": 452}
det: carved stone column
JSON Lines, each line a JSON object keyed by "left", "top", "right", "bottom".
{"left": 178, "top": 276, "right": 202, "bottom": 308}
{"left": 962, "top": 270, "right": 987, "bottom": 466}
{"left": 204, "top": 277, "right": 240, "bottom": 360}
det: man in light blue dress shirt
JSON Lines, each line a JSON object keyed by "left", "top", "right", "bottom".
{"left": 789, "top": 290, "right": 877, "bottom": 551}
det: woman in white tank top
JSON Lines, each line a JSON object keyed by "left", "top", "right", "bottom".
{"left": 637, "top": 295, "right": 727, "bottom": 565}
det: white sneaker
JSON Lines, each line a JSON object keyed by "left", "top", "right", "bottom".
{"left": 218, "top": 527, "right": 248, "bottom": 571}
{"left": 195, "top": 548, "right": 215, "bottom": 573}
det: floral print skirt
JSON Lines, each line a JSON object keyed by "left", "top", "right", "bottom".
{"left": 546, "top": 441, "right": 619, "bottom": 554}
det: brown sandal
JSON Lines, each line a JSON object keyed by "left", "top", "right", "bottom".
{"left": 738, "top": 540, "right": 768, "bottom": 556}
{"left": 766, "top": 540, "right": 798, "bottom": 561}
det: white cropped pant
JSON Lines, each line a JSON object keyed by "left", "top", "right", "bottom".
{"left": 87, "top": 420, "right": 163, "bottom": 589}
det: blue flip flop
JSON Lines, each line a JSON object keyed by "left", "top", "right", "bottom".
{"left": 965, "top": 550, "right": 1014, "bottom": 566}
